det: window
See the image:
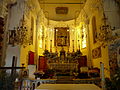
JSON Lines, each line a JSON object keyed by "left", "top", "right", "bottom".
{"left": 92, "top": 16, "right": 97, "bottom": 43}
{"left": 81, "top": 26, "right": 87, "bottom": 48}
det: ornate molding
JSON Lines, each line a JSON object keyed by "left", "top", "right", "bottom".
{"left": 0, "top": 0, "right": 16, "bottom": 18}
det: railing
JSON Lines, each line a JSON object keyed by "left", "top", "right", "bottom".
{"left": 17, "top": 78, "right": 57, "bottom": 90}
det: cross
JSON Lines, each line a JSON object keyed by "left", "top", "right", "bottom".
{"left": 0, "top": 56, "right": 25, "bottom": 77}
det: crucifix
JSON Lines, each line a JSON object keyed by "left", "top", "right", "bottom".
{"left": 0, "top": 56, "right": 25, "bottom": 77}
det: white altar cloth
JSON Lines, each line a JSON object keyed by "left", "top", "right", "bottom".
{"left": 35, "top": 84, "right": 101, "bottom": 90}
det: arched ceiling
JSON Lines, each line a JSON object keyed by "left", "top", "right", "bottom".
{"left": 38, "top": 0, "right": 86, "bottom": 21}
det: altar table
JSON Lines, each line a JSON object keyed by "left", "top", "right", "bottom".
{"left": 35, "top": 84, "right": 101, "bottom": 90}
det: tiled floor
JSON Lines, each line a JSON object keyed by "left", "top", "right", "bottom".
{"left": 35, "top": 84, "right": 101, "bottom": 90}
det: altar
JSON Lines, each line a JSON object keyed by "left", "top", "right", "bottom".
{"left": 48, "top": 63, "right": 78, "bottom": 71}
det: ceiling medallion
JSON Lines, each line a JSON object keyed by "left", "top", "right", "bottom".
{"left": 55, "top": 7, "right": 68, "bottom": 14}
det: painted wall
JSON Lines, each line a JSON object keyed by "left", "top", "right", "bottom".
{"left": 19, "top": 0, "right": 41, "bottom": 67}
{"left": 5, "top": 0, "right": 25, "bottom": 68}
{"left": 77, "top": 0, "right": 120, "bottom": 78}
{"left": 76, "top": 0, "right": 120, "bottom": 78}
{"left": 5, "top": 0, "right": 41, "bottom": 68}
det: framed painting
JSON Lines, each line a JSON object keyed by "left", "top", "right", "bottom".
{"left": 92, "top": 46, "right": 101, "bottom": 59}
{"left": 54, "top": 27, "right": 69, "bottom": 46}
{"left": 56, "top": 7, "right": 68, "bottom": 14}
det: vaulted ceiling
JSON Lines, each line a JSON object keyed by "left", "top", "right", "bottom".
{"left": 38, "top": 0, "right": 86, "bottom": 21}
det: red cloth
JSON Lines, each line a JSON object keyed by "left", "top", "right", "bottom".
{"left": 28, "top": 51, "right": 34, "bottom": 64}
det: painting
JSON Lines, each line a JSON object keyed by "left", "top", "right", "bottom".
{"left": 56, "top": 7, "right": 68, "bottom": 14}
{"left": 8, "top": 30, "right": 17, "bottom": 45}
{"left": 54, "top": 27, "right": 69, "bottom": 46}
{"left": 22, "top": 69, "right": 29, "bottom": 78}
{"left": 92, "top": 46, "right": 101, "bottom": 59}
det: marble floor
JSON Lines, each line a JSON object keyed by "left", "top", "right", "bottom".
{"left": 35, "top": 84, "right": 101, "bottom": 90}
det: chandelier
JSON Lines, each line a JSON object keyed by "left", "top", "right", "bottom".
{"left": 8, "top": 15, "right": 29, "bottom": 46}
{"left": 98, "top": 13, "right": 114, "bottom": 44}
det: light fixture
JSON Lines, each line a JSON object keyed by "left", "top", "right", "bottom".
{"left": 98, "top": 13, "right": 113, "bottom": 44}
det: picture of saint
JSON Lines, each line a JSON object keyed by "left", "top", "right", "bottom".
{"left": 55, "top": 27, "right": 69, "bottom": 46}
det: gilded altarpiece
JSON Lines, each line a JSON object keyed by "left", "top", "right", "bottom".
{"left": 54, "top": 27, "right": 69, "bottom": 46}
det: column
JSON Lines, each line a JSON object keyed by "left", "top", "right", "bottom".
{"left": 55, "top": 29, "right": 58, "bottom": 52}
{"left": 67, "top": 29, "right": 69, "bottom": 52}
{"left": 100, "top": 62, "right": 106, "bottom": 90}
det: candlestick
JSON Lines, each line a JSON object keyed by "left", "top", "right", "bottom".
{"left": 45, "top": 39, "right": 47, "bottom": 50}
{"left": 78, "top": 40, "right": 80, "bottom": 50}
{"left": 50, "top": 40, "right": 52, "bottom": 52}
{"left": 67, "top": 29, "right": 69, "bottom": 52}
{"left": 72, "top": 40, "right": 74, "bottom": 52}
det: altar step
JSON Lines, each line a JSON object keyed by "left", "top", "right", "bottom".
{"left": 56, "top": 80, "right": 73, "bottom": 84}
{"left": 56, "top": 75, "right": 73, "bottom": 84}
{"left": 57, "top": 76, "right": 73, "bottom": 80}
{"left": 56, "top": 77, "right": 101, "bottom": 85}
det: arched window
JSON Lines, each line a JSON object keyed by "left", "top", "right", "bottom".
{"left": 30, "top": 17, "right": 34, "bottom": 44}
{"left": 81, "top": 25, "right": 87, "bottom": 48}
{"left": 92, "top": 16, "right": 97, "bottom": 43}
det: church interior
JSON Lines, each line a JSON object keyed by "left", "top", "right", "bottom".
{"left": 0, "top": 0, "right": 120, "bottom": 90}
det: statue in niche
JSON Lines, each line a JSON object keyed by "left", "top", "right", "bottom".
{"left": 60, "top": 46, "right": 66, "bottom": 62}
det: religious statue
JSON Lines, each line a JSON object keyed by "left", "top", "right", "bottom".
{"left": 60, "top": 46, "right": 66, "bottom": 62}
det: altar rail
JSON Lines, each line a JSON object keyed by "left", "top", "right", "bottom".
{"left": 18, "top": 78, "right": 57, "bottom": 90}
{"left": 18, "top": 78, "right": 101, "bottom": 90}
{"left": 73, "top": 78, "right": 101, "bottom": 86}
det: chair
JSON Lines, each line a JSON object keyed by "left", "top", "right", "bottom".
{"left": 80, "top": 67, "right": 89, "bottom": 73}
{"left": 88, "top": 68, "right": 100, "bottom": 78}
{"left": 79, "top": 67, "right": 89, "bottom": 78}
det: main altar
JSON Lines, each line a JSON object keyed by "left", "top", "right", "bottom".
{"left": 48, "top": 63, "right": 78, "bottom": 71}
{"left": 46, "top": 47, "right": 80, "bottom": 74}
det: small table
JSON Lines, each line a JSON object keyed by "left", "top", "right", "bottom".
{"left": 35, "top": 84, "right": 101, "bottom": 90}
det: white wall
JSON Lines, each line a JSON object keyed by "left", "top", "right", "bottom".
{"left": 104, "top": 0, "right": 120, "bottom": 29}
{"left": 5, "top": 45, "right": 20, "bottom": 67}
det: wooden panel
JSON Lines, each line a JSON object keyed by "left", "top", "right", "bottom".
{"left": 78, "top": 56, "right": 87, "bottom": 71}
{"left": 28, "top": 51, "right": 34, "bottom": 65}
{"left": 38, "top": 56, "right": 47, "bottom": 72}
